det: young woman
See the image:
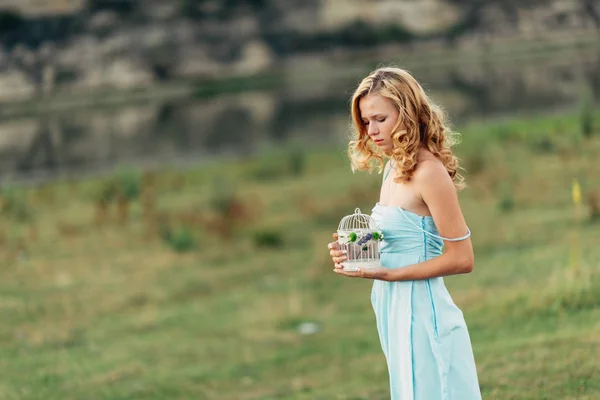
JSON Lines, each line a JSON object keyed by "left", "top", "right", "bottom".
{"left": 327, "top": 67, "right": 481, "bottom": 399}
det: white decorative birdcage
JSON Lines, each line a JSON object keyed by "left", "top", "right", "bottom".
{"left": 337, "top": 208, "right": 384, "bottom": 272}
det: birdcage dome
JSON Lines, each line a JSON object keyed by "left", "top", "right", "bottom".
{"left": 337, "top": 208, "right": 384, "bottom": 271}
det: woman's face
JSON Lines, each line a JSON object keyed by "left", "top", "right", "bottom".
{"left": 358, "top": 93, "right": 399, "bottom": 154}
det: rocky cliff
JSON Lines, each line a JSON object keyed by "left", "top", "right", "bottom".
{"left": 0, "top": 0, "right": 598, "bottom": 101}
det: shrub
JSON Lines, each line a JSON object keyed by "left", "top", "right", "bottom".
{"left": 95, "top": 180, "right": 117, "bottom": 205}
{"left": 250, "top": 156, "right": 287, "bottom": 181}
{"left": 532, "top": 135, "right": 556, "bottom": 154}
{"left": 115, "top": 169, "right": 141, "bottom": 202}
{"left": 588, "top": 190, "right": 600, "bottom": 222}
{"left": 0, "top": 185, "right": 33, "bottom": 223}
{"left": 580, "top": 108, "right": 593, "bottom": 139}
{"left": 253, "top": 229, "right": 284, "bottom": 249}
{"left": 289, "top": 146, "right": 306, "bottom": 177}
{"left": 497, "top": 183, "right": 516, "bottom": 213}
{"left": 160, "top": 224, "right": 197, "bottom": 253}
{"left": 115, "top": 169, "right": 142, "bottom": 225}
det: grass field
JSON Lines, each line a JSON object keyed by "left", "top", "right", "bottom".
{"left": 1, "top": 108, "right": 600, "bottom": 399}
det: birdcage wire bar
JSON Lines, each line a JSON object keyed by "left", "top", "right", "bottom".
{"left": 337, "top": 208, "right": 383, "bottom": 271}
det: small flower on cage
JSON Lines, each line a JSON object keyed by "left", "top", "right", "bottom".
{"left": 348, "top": 232, "right": 357, "bottom": 242}
{"left": 357, "top": 232, "right": 373, "bottom": 246}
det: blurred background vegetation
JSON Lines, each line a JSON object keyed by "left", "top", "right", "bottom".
{"left": 0, "top": 1, "right": 599, "bottom": 399}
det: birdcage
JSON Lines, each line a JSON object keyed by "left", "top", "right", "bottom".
{"left": 337, "top": 208, "right": 384, "bottom": 271}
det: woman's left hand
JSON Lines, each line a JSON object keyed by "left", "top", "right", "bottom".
{"left": 333, "top": 264, "right": 390, "bottom": 281}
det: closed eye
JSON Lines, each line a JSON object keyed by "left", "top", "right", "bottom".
{"left": 363, "top": 117, "right": 385, "bottom": 126}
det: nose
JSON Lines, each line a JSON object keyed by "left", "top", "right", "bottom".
{"left": 368, "top": 123, "right": 378, "bottom": 136}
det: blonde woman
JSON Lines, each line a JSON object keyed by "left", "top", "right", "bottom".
{"left": 328, "top": 67, "right": 481, "bottom": 399}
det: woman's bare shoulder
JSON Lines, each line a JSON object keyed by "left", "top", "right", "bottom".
{"left": 416, "top": 148, "right": 438, "bottom": 163}
{"left": 413, "top": 153, "right": 451, "bottom": 186}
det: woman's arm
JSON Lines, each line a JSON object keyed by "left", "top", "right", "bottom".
{"left": 384, "top": 159, "right": 474, "bottom": 282}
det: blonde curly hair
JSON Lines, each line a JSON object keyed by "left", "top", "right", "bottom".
{"left": 348, "top": 67, "right": 465, "bottom": 190}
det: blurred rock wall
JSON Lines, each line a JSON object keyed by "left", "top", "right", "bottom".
{"left": 0, "top": 0, "right": 598, "bottom": 101}
{"left": 2, "top": 50, "right": 599, "bottom": 182}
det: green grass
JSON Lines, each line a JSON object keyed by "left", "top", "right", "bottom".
{"left": 1, "top": 109, "right": 600, "bottom": 399}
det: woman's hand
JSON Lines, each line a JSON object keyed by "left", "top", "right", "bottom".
{"left": 327, "top": 233, "right": 347, "bottom": 267}
{"left": 333, "top": 264, "right": 390, "bottom": 281}
{"left": 328, "top": 233, "right": 389, "bottom": 281}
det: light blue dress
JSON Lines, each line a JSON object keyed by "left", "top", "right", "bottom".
{"left": 370, "top": 185, "right": 481, "bottom": 398}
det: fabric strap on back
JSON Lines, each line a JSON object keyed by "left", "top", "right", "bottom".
{"left": 397, "top": 207, "right": 471, "bottom": 242}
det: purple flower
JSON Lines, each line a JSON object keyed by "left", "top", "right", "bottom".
{"left": 356, "top": 232, "right": 374, "bottom": 247}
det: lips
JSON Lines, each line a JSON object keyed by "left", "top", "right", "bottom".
{"left": 374, "top": 139, "right": 385, "bottom": 145}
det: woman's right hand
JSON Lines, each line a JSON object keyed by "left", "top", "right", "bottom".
{"left": 327, "top": 233, "right": 347, "bottom": 268}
